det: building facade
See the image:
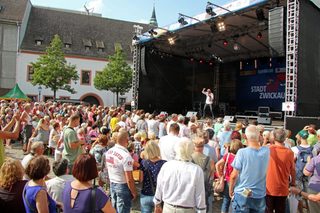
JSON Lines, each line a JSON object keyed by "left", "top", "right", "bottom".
{"left": 1, "top": 0, "right": 149, "bottom": 106}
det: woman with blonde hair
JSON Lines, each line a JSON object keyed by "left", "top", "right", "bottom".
{"left": 0, "top": 158, "right": 27, "bottom": 212}
{"left": 139, "top": 141, "right": 166, "bottom": 213}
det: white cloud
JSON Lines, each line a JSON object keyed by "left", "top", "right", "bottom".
{"left": 80, "top": 0, "right": 104, "bottom": 14}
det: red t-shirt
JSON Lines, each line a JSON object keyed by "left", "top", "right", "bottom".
{"left": 223, "top": 153, "right": 236, "bottom": 182}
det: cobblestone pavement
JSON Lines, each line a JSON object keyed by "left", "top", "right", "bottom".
{"left": 5, "top": 142, "right": 223, "bottom": 213}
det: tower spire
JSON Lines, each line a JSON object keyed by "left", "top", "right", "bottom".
{"left": 149, "top": 3, "right": 158, "bottom": 27}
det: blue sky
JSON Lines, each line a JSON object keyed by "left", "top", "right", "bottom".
{"left": 30, "top": 0, "right": 230, "bottom": 26}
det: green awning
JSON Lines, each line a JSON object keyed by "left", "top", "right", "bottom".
{"left": 0, "top": 84, "right": 30, "bottom": 101}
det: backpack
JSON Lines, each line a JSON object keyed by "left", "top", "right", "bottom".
{"left": 296, "top": 145, "right": 313, "bottom": 181}
{"left": 192, "top": 156, "right": 211, "bottom": 195}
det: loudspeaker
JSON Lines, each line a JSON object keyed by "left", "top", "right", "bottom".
{"left": 223, "top": 115, "right": 237, "bottom": 123}
{"left": 257, "top": 117, "right": 272, "bottom": 125}
{"left": 268, "top": 6, "right": 285, "bottom": 56}
{"left": 186, "top": 111, "right": 198, "bottom": 118}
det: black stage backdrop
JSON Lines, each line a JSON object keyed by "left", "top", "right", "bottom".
{"left": 138, "top": 49, "right": 214, "bottom": 114}
{"left": 297, "top": 0, "right": 320, "bottom": 116}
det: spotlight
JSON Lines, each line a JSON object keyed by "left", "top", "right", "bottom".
{"left": 178, "top": 15, "right": 188, "bottom": 25}
{"left": 233, "top": 43, "right": 240, "bottom": 51}
{"left": 257, "top": 32, "right": 262, "bottom": 39}
{"left": 199, "top": 59, "right": 203, "bottom": 64}
{"left": 148, "top": 29, "right": 158, "bottom": 36}
{"left": 132, "top": 35, "right": 139, "bottom": 41}
{"left": 223, "top": 40, "right": 228, "bottom": 46}
{"left": 190, "top": 58, "right": 194, "bottom": 62}
{"left": 206, "top": 3, "right": 216, "bottom": 16}
{"left": 216, "top": 21, "right": 226, "bottom": 32}
{"left": 168, "top": 37, "right": 175, "bottom": 45}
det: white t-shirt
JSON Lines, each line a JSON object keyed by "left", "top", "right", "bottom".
{"left": 203, "top": 91, "right": 214, "bottom": 104}
{"left": 159, "top": 134, "right": 180, "bottom": 161}
{"left": 105, "top": 144, "right": 133, "bottom": 184}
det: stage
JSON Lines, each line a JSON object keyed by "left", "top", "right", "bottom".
{"left": 133, "top": 0, "right": 320, "bottom": 131}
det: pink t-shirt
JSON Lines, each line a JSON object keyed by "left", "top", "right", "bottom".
{"left": 223, "top": 153, "right": 236, "bottom": 182}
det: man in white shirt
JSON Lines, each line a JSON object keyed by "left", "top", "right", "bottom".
{"left": 158, "top": 123, "right": 180, "bottom": 161}
{"left": 46, "top": 159, "right": 74, "bottom": 203}
{"left": 202, "top": 88, "right": 214, "bottom": 118}
{"left": 105, "top": 130, "right": 137, "bottom": 213}
{"left": 154, "top": 137, "right": 206, "bottom": 212}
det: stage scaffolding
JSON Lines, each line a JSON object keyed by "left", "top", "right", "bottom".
{"left": 284, "top": 0, "right": 300, "bottom": 127}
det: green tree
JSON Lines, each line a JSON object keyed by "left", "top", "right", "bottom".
{"left": 94, "top": 45, "right": 133, "bottom": 106}
{"left": 31, "top": 34, "right": 79, "bottom": 99}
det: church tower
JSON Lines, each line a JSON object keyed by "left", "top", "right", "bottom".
{"left": 149, "top": 4, "right": 158, "bottom": 27}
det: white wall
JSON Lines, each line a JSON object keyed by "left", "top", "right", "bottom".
{"left": 16, "top": 52, "right": 132, "bottom": 106}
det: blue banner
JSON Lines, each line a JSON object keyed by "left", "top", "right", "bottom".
{"left": 237, "top": 68, "right": 285, "bottom": 111}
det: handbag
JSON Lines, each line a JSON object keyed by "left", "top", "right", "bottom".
{"left": 214, "top": 153, "right": 230, "bottom": 193}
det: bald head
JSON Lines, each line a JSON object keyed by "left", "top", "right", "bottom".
{"left": 117, "top": 131, "right": 129, "bottom": 146}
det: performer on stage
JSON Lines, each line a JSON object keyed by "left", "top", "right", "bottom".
{"left": 202, "top": 88, "right": 214, "bottom": 118}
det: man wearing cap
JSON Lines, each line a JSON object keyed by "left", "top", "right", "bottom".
{"left": 291, "top": 130, "right": 313, "bottom": 196}
{"left": 202, "top": 88, "right": 214, "bottom": 118}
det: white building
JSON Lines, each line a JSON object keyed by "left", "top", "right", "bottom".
{"left": 10, "top": 3, "right": 148, "bottom": 106}
{"left": 16, "top": 52, "right": 132, "bottom": 106}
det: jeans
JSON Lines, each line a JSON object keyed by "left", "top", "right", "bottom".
{"left": 232, "top": 193, "right": 266, "bottom": 213}
{"left": 203, "top": 103, "right": 214, "bottom": 118}
{"left": 221, "top": 182, "right": 231, "bottom": 213}
{"left": 140, "top": 194, "right": 154, "bottom": 213}
{"left": 110, "top": 182, "right": 132, "bottom": 213}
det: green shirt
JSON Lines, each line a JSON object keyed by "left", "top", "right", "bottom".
{"left": 62, "top": 127, "right": 82, "bottom": 165}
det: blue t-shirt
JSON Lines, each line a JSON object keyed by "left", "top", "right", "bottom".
{"left": 140, "top": 159, "right": 166, "bottom": 196}
{"left": 217, "top": 130, "right": 232, "bottom": 157}
{"left": 23, "top": 184, "right": 57, "bottom": 213}
{"left": 232, "top": 146, "right": 270, "bottom": 198}
{"left": 62, "top": 182, "right": 109, "bottom": 213}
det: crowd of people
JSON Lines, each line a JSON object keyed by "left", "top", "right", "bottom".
{"left": 0, "top": 99, "right": 319, "bottom": 213}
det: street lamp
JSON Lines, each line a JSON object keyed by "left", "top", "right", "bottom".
{"left": 38, "top": 86, "right": 42, "bottom": 102}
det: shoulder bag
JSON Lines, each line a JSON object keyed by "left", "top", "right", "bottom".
{"left": 214, "top": 153, "right": 230, "bottom": 193}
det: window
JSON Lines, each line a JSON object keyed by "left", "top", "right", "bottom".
{"left": 27, "top": 65, "right": 34, "bottom": 81}
{"left": 35, "top": 40, "right": 43, "bottom": 45}
{"left": 98, "top": 48, "right": 104, "bottom": 52}
{"left": 81, "top": 70, "right": 91, "bottom": 85}
{"left": 65, "top": 43, "right": 71, "bottom": 48}
{"left": 85, "top": 46, "right": 91, "bottom": 51}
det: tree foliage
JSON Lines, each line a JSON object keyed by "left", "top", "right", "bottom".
{"left": 94, "top": 45, "right": 133, "bottom": 105}
{"left": 31, "top": 34, "right": 79, "bottom": 99}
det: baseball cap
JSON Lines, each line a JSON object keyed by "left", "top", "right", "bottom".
{"left": 298, "top": 130, "right": 309, "bottom": 139}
